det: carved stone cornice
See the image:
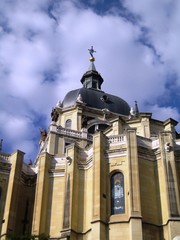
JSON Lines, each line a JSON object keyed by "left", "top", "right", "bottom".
{"left": 21, "top": 171, "right": 37, "bottom": 186}
{"left": 105, "top": 148, "right": 127, "bottom": 159}
{"left": 49, "top": 168, "right": 65, "bottom": 177}
{"left": 76, "top": 157, "right": 93, "bottom": 170}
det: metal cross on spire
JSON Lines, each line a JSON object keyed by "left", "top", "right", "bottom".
{"left": 88, "top": 46, "right": 96, "bottom": 62}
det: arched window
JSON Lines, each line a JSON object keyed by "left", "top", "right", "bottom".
{"left": 65, "top": 119, "right": 72, "bottom": 129}
{"left": 111, "top": 172, "right": 125, "bottom": 214}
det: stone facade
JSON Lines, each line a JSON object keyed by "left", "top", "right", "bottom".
{"left": 1, "top": 59, "right": 180, "bottom": 240}
{"left": 0, "top": 151, "right": 36, "bottom": 237}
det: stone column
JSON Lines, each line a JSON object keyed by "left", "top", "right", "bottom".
{"left": 126, "top": 128, "right": 142, "bottom": 240}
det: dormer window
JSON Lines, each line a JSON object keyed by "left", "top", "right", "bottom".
{"left": 101, "top": 95, "right": 109, "bottom": 102}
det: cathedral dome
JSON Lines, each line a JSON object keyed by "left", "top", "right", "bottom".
{"left": 62, "top": 87, "right": 130, "bottom": 116}
{"left": 62, "top": 49, "right": 130, "bottom": 116}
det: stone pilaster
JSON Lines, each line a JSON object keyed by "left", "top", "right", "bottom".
{"left": 1, "top": 150, "right": 24, "bottom": 236}
{"left": 60, "top": 144, "right": 80, "bottom": 239}
{"left": 31, "top": 152, "right": 52, "bottom": 235}
{"left": 159, "top": 131, "right": 180, "bottom": 239}
{"left": 126, "top": 128, "right": 142, "bottom": 240}
{"left": 91, "top": 131, "right": 107, "bottom": 240}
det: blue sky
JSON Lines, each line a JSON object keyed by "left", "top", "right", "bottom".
{"left": 0, "top": 0, "right": 180, "bottom": 162}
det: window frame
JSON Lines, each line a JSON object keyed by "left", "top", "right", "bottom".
{"left": 111, "top": 171, "right": 125, "bottom": 215}
{"left": 65, "top": 119, "right": 72, "bottom": 129}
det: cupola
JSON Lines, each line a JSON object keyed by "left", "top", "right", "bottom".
{"left": 62, "top": 47, "right": 130, "bottom": 116}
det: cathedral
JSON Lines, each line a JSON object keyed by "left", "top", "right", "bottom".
{"left": 1, "top": 48, "right": 180, "bottom": 240}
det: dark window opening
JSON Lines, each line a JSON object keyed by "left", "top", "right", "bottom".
{"left": 84, "top": 78, "right": 91, "bottom": 88}
{"left": 92, "top": 80, "right": 97, "bottom": 89}
{"left": 22, "top": 198, "right": 29, "bottom": 234}
{"left": 88, "top": 123, "right": 109, "bottom": 134}
{"left": 64, "top": 141, "right": 71, "bottom": 153}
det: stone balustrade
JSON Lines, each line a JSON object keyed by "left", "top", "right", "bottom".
{"left": 50, "top": 124, "right": 93, "bottom": 141}
{"left": 57, "top": 127, "right": 82, "bottom": 138}
{"left": 0, "top": 152, "right": 10, "bottom": 161}
{"left": 107, "top": 135, "right": 126, "bottom": 145}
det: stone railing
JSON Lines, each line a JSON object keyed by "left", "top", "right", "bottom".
{"left": 137, "top": 136, "right": 159, "bottom": 149}
{"left": 50, "top": 124, "right": 93, "bottom": 142}
{"left": 107, "top": 135, "right": 126, "bottom": 145}
{"left": 152, "top": 139, "right": 159, "bottom": 149}
{"left": 57, "top": 127, "right": 82, "bottom": 138}
{"left": 0, "top": 152, "right": 10, "bottom": 161}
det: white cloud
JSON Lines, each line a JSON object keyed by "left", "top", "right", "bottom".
{"left": 124, "top": 0, "right": 180, "bottom": 81}
{"left": 0, "top": 0, "right": 180, "bottom": 161}
{"left": 0, "top": 110, "right": 39, "bottom": 159}
{"left": 147, "top": 104, "right": 180, "bottom": 132}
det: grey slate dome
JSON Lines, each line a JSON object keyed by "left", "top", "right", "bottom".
{"left": 62, "top": 58, "right": 130, "bottom": 116}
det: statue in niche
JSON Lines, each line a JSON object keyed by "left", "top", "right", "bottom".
{"left": 40, "top": 129, "right": 47, "bottom": 142}
{"left": 51, "top": 107, "right": 59, "bottom": 122}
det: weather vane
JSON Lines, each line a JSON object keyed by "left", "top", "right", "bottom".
{"left": 88, "top": 46, "right": 96, "bottom": 62}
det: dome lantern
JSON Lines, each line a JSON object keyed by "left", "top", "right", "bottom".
{"left": 62, "top": 47, "right": 130, "bottom": 116}
{"left": 80, "top": 46, "right": 104, "bottom": 90}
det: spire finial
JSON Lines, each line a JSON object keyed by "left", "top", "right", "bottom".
{"left": 88, "top": 46, "right": 96, "bottom": 62}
